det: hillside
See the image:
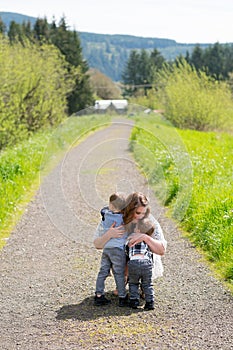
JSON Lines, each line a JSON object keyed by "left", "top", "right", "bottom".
{"left": 0, "top": 11, "right": 211, "bottom": 81}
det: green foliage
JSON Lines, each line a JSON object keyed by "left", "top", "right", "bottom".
{"left": 88, "top": 68, "right": 122, "bottom": 99}
{"left": 128, "top": 89, "right": 160, "bottom": 110}
{"left": 0, "top": 15, "right": 94, "bottom": 115}
{"left": 156, "top": 59, "right": 233, "bottom": 131}
{"left": 2, "top": 12, "right": 233, "bottom": 83}
{"left": 0, "top": 35, "right": 75, "bottom": 149}
{"left": 130, "top": 115, "right": 233, "bottom": 282}
{"left": 0, "top": 114, "right": 110, "bottom": 248}
{"left": 122, "top": 49, "right": 165, "bottom": 97}
{"left": 50, "top": 18, "right": 94, "bottom": 112}
{"left": 186, "top": 42, "right": 233, "bottom": 80}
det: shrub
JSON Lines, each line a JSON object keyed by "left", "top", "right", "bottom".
{"left": 156, "top": 59, "right": 233, "bottom": 131}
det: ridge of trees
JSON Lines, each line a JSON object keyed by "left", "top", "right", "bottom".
{"left": 0, "top": 12, "right": 217, "bottom": 81}
{"left": 0, "top": 16, "right": 96, "bottom": 150}
{"left": 0, "top": 16, "right": 94, "bottom": 114}
{"left": 122, "top": 43, "right": 233, "bottom": 96}
{"left": 122, "top": 50, "right": 233, "bottom": 131}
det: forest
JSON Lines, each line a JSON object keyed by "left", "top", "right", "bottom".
{"left": 0, "top": 11, "right": 213, "bottom": 80}
{"left": 0, "top": 16, "right": 94, "bottom": 150}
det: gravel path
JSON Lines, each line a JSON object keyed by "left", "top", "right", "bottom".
{"left": 0, "top": 118, "right": 232, "bottom": 350}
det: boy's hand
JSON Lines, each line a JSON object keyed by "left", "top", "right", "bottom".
{"left": 108, "top": 223, "right": 125, "bottom": 238}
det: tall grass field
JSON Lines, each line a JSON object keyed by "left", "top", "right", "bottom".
{"left": 0, "top": 115, "right": 110, "bottom": 249}
{"left": 130, "top": 114, "right": 233, "bottom": 287}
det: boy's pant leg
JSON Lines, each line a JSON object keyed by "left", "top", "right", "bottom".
{"left": 141, "top": 260, "right": 154, "bottom": 302}
{"left": 109, "top": 248, "right": 127, "bottom": 298}
{"left": 128, "top": 260, "right": 141, "bottom": 300}
{"left": 95, "top": 251, "right": 111, "bottom": 295}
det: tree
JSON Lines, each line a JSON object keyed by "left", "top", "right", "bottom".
{"left": 156, "top": 59, "right": 233, "bottom": 131}
{"left": 33, "top": 17, "right": 50, "bottom": 41}
{"left": 203, "top": 42, "right": 224, "bottom": 79}
{"left": 21, "top": 21, "right": 33, "bottom": 40}
{"left": 50, "top": 17, "right": 93, "bottom": 112}
{"left": 122, "top": 48, "right": 165, "bottom": 96}
{"left": 122, "top": 50, "right": 140, "bottom": 96}
{"left": 88, "top": 68, "right": 121, "bottom": 99}
{"left": 0, "top": 17, "right": 6, "bottom": 34}
{"left": 8, "top": 21, "right": 23, "bottom": 44}
{"left": 190, "top": 45, "right": 204, "bottom": 71}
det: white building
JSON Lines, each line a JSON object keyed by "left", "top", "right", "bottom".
{"left": 94, "top": 100, "right": 128, "bottom": 114}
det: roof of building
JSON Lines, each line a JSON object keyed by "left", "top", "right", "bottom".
{"left": 95, "top": 99, "right": 128, "bottom": 110}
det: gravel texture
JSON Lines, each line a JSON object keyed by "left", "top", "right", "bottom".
{"left": 0, "top": 118, "right": 232, "bottom": 350}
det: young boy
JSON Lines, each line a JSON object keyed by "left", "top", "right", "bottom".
{"left": 94, "top": 193, "right": 129, "bottom": 307}
{"left": 125, "top": 218, "right": 155, "bottom": 311}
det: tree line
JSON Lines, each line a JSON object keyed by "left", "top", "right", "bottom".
{"left": 0, "top": 16, "right": 94, "bottom": 113}
{"left": 0, "top": 16, "right": 94, "bottom": 150}
{"left": 122, "top": 42, "right": 233, "bottom": 96}
{"left": 122, "top": 45, "right": 233, "bottom": 132}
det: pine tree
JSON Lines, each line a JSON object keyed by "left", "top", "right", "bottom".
{"left": 49, "top": 17, "right": 93, "bottom": 112}
{"left": 8, "top": 21, "right": 23, "bottom": 43}
{"left": 190, "top": 45, "right": 204, "bottom": 71}
{"left": 0, "top": 17, "right": 6, "bottom": 34}
{"left": 122, "top": 48, "right": 165, "bottom": 96}
{"left": 33, "top": 17, "right": 50, "bottom": 42}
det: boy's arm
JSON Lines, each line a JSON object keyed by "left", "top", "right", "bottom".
{"left": 93, "top": 222, "right": 125, "bottom": 249}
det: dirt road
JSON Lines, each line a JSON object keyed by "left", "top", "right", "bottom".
{"left": 0, "top": 119, "right": 232, "bottom": 349}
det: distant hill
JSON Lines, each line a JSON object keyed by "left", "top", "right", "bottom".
{"left": 78, "top": 32, "right": 208, "bottom": 81}
{"left": 0, "top": 12, "right": 37, "bottom": 28}
{"left": 0, "top": 12, "right": 211, "bottom": 81}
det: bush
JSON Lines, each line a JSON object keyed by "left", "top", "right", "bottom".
{"left": 156, "top": 59, "right": 233, "bottom": 131}
{"left": 0, "top": 35, "right": 75, "bottom": 149}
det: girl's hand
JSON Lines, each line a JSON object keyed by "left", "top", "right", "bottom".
{"left": 128, "top": 232, "right": 145, "bottom": 247}
{"left": 108, "top": 223, "right": 125, "bottom": 238}
{"left": 129, "top": 232, "right": 165, "bottom": 255}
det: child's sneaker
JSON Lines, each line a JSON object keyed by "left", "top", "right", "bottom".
{"left": 144, "top": 301, "right": 154, "bottom": 311}
{"left": 119, "top": 294, "right": 128, "bottom": 307}
{"left": 94, "top": 295, "right": 111, "bottom": 306}
{"left": 129, "top": 298, "right": 140, "bottom": 309}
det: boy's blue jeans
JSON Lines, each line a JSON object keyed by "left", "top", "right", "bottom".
{"left": 128, "top": 259, "right": 154, "bottom": 302}
{"left": 95, "top": 247, "right": 127, "bottom": 298}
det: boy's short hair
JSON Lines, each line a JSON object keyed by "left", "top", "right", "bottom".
{"left": 109, "top": 192, "right": 126, "bottom": 211}
{"left": 137, "top": 218, "right": 155, "bottom": 236}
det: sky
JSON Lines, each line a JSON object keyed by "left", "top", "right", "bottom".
{"left": 1, "top": 0, "right": 233, "bottom": 44}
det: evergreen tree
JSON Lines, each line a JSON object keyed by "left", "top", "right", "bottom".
{"left": 149, "top": 49, "right": 165, "bottom": 87}
{"left": 122, "top": 48, "right": 165, "bottom": 96}
{"left": 223, "top": 45, "right": 233, "bottom": 79}
{"left": 50, "top": 17, "right": 93, "bottom": 112}
{"left": 203, "top": 43, "right": 224, "bottom": 79}
{"left": 22, "top": 21, "right": 33, "bottom": 41}
{"left": 190, "top": 45, "right": 204, "bottom": 71}
{"left": 0, "top": 17, "right": 6, "bottom": 34}
{"left": 122, "top": 50, "right": 140, "bottom": 96}
{"left": 33, "top": 17, "right": 50, "bottom": 41}
{"left": 8, "top": 21, "right": 23, "bottom": 44}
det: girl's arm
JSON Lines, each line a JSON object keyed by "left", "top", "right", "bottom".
{"left": 93, "top": 222, "right": 125, "bottom": 249}
{"left": 128, "top": 233, "right": 166, "bottom": 256}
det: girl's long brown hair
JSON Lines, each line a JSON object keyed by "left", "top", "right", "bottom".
{"left": 123, "top": 192, "right": 150, "bottom": 226}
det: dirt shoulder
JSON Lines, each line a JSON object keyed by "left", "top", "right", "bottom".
{"left": 0, "top": 118, "right": 232, "bottom": 350}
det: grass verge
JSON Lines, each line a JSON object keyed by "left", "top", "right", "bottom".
{"left": 0, "top": 114, "right": 111, "bottom": 249}
{"left": 129, "top": 114, "right": 233, "bottom": 291}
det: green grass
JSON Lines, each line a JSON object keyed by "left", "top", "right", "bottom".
{"left": 0, "top": 114, "right": 111, "bottom": 248}
{"left": 130, "top": 114, "right": 233, "bottom": 287}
